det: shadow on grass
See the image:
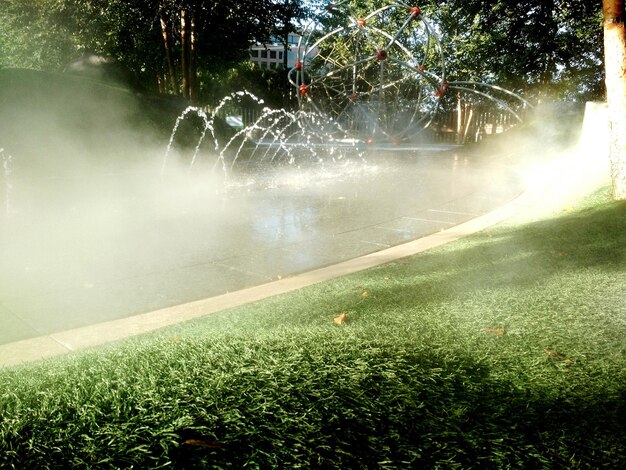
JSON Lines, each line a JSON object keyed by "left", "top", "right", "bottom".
{"left": 163, "top": 338, "right": 626, "bottom": 468}
{"left": 1, "top": 329, "right": 623, "bottom": 468}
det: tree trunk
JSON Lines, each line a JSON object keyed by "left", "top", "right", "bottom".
{"left": 181, "top": 8, "right": 191, "bottom": 100}
{"left": 463, "top": 108, "right": 474, "bottom": 144}
{"left": 456, "top": 95, "right": 463, "bottom": 144}
{"left": 189, "top": 12, "right": 198, "bottom": 104}
{"left": 156, "top": 70, "right": 165, "bottom": 94}
{"left": 159, "top": 5, "right": 179, "bottom": 95}
{"left": 283, "top": 33, "right": 289, "bottom": 70}
{"left": 603, "top": 0, "right": 626, "bottom": 199}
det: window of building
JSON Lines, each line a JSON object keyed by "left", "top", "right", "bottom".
{"left": 261, "top": 50, "right": 267, "bottom": 58}
{"left": 270, "top": 50, "right": 276, "bottom": 59}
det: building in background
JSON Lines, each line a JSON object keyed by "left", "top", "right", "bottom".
{"left": 249, "top": 34, "right": 317, "bottom": 69}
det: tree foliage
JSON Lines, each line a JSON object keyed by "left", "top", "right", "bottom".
{"left": 0, "top": 0, "right": 292, "bottom": 101}
{"left": 0, "top": 0, "right": 605, "bottom": 103}
{"left": 430, "top": 0, "right": 603, "bottom": 101}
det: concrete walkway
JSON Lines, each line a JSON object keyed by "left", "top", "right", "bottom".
{"left": 0, "top": 142, "right": 609, "bottom": 367}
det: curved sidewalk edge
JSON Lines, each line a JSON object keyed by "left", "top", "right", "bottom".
{"left": 0, "top": 148, "right": 610, "bottom": 368}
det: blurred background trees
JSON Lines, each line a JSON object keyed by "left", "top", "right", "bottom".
{"left": 0, "top": 0, "right": 605, "bottom": 105}
{"left": 0, "top": 0, "right": 294, "bottom": 103}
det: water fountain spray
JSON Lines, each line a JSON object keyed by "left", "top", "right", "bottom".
{"left": 162, "top": 1, "right": 532, "bottom": 177}
{"left": 160, "top": 90, "right": 365, "bottom": 180}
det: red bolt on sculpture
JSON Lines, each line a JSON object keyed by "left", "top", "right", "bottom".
{"left": 295, "top": 60, "right": 302, "bottom": 71}
{"left": 377, "top": 49, "right": 388, "bottom": 61}
{"left": 300, "top": 84, "right": 309, "bottom": 95}
{"left": 410, "top": 6, "right": 421, "bottom": 18}
{"left": 417, "top": 64, "right": 426, "bottom": 72}
{"left": 357, "top": 18, "right": 366, "bottom": 27}
{"left": 434, "top": 81, "right": 449, "bottom": 97}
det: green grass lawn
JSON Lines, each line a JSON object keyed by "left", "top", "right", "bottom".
{"left": 1, "top": 185, "right": 625, "bottom": 468}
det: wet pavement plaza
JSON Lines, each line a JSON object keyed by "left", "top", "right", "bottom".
{"left": 0, "top": 148, "right": 524, "bottom": 345}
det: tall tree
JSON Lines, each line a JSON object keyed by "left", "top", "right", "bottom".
{"left": 603, "top": 0, "right": 626, "bottom": 199}
{"left": 189, "top": 13, "right": 199, "bottom": 103}
{"left": 160, "top": 2, "right": 179, "bottom": 94}
{"left": 180, "top": 7, "right": 191, "bottom": 99}
{"left": 0, "top": 0, "right": 286, "bottom": 102}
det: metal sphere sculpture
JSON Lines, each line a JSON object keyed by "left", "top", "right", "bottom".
{"left": 288, "top": 1, "right": 529, "bottom": 143}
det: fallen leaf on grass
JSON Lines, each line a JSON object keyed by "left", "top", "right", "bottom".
{"left": 361, "top": 290, "right": 369, "bottom": 297}
{"left": 484, "top": 327, "right": 506, "bottom": 335}
{"left": 334, "top": 313, "right": 348, "bottom": 325}
{"left": 544, "top": 348, "right": 575, "bottom": 364}
{"left": 182, "top": 438, "right": 224, "bottom": 449}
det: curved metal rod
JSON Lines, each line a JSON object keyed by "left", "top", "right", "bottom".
{"left": 449, "top": 81, "right": 534, "bottom": 109}
{"left": 420, "top": 17, "right": 446, "bottom": 84}
{"left": 362, "top": 3, "right": 398, "bottom": 22}
{"left": 387, "top": 56, "right": 442, "bottom": 88}
{"left": 386, "top": 9, "right": 420, "bottom": 50}
{"left": 448, "top": 85, "right": 524, "bottom": 122}
{"left": 306, "top": 25, "right": 346, "bottom": 54}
